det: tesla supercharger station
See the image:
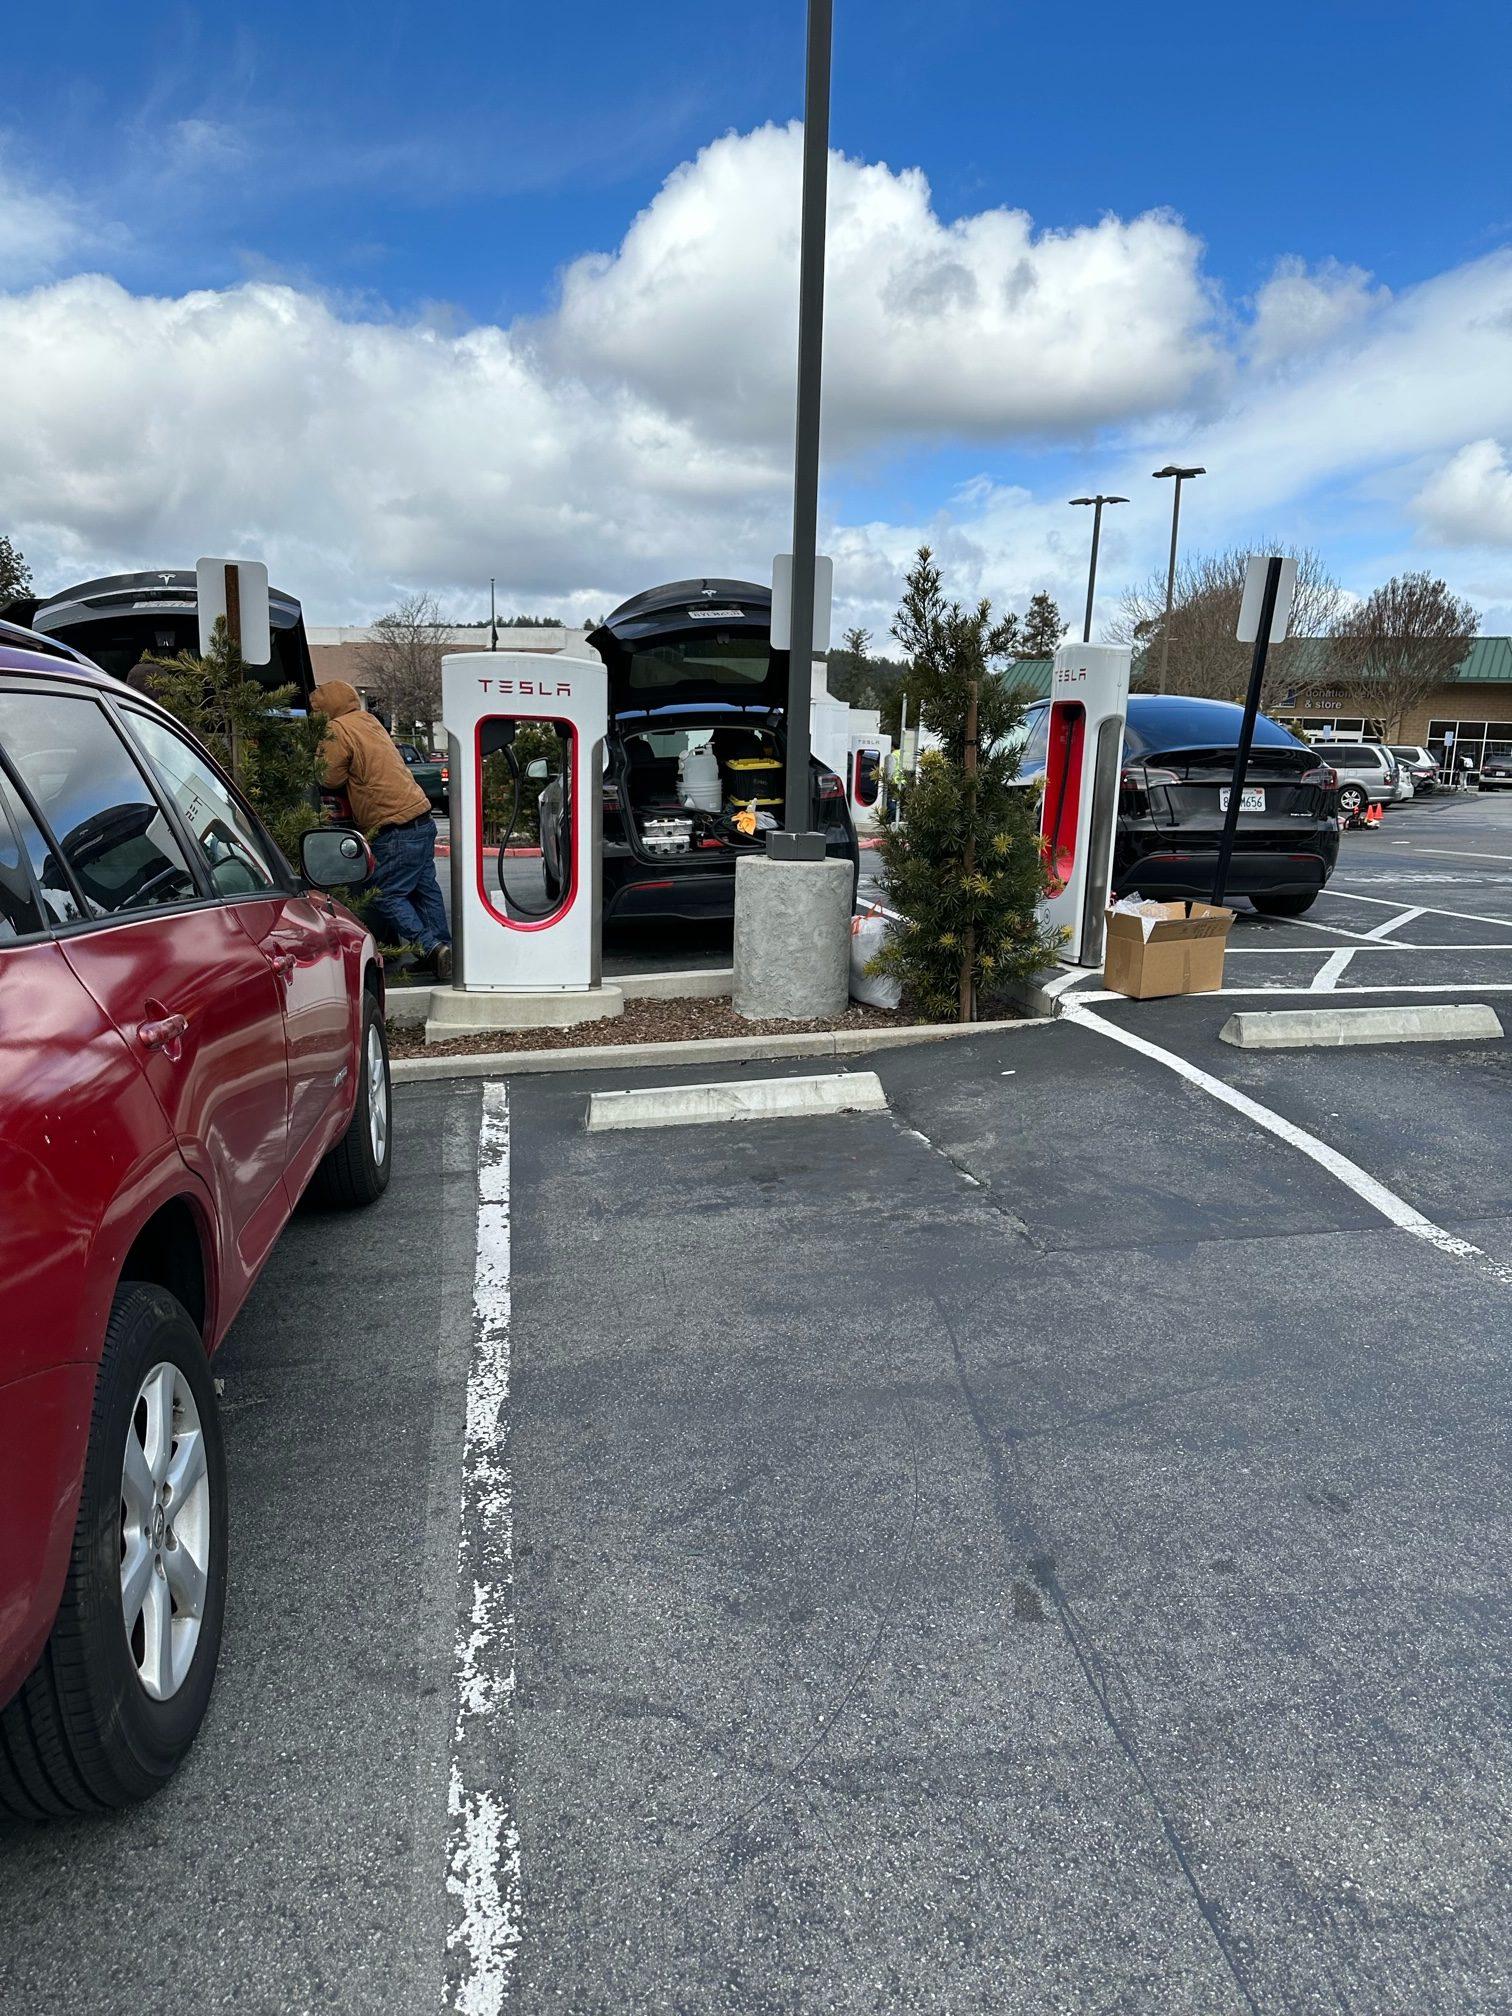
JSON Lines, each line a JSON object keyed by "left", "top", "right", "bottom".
{"left": 1039, "top": 641, "right": 1131, "bottom": 967}
{"left": 442, "top": 650, "right": 607, "bottom": 992}
{"left": 847, "top": 733, "right": 890, "bottom": 831}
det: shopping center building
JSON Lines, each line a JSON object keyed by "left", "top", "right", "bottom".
{"left": 1005, "top": 636, "right": 1512, "bottom": 767}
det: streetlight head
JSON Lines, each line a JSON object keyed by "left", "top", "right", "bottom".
{"left": 1069, "top": 496, "right": 1094, "bottom": 507}
{"left": 1153, "top": 464, "right": 1206, "bottom": 479}
{"left": 1106, "top": 496, "right": 1129, "bottom": 505}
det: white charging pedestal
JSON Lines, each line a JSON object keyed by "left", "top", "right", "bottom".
{"left": 1039, "top": 642, "right": 1132, "bottom": 968}
{"left": 428, "top": 651, "right": 623, "bottom": 1042}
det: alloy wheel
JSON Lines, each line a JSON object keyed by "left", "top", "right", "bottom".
{"left": 367, "top": 1020, "right": 389, "bottom": 1166}
{"left": 119, "top": 1362, "right": 211, "bottom": 1702}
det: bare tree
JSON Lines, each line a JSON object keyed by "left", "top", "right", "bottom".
{"left": 1329, "top": 573, "right": 1477, "bottom": 741}
{"left": 1113, "top": 546, "right": 1342, "bottom": 713}
{"left": 357, "top": 592, "right": 448, "bottom": 740}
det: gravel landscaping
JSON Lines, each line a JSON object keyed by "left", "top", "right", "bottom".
{"left": 383, "top": 993, "right": 1017, "bottom": 1058}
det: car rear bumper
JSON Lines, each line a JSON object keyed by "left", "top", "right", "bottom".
{"left": 1114, "top": 828, "right": 1338, "bottom": 898}
{"left": 604, "top": 837, "right": 858, "bottom": 921}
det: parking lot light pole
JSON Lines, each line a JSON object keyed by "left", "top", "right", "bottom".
{"left": 1152, "top": 465, "right": 1204, "bottom": 692}
{"left": 772, "top": 0, "right": 833, "bottom": 862}
{"left": 1070, "top": 495, "right": 1127, "bottom": 643}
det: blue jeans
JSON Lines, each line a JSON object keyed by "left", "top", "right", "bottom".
{"left": 368, "top": 816, "right": 450, "bottom": 956}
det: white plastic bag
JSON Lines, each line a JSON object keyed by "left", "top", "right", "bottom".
{"left": 849, "top": 905, "right": 902, "bottom": 1009}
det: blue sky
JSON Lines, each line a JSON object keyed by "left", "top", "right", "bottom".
{"left": 6, "top": 0, "right": 1512, "bottom": 631}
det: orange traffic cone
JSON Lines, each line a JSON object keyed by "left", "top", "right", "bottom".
{"left": 1363, "top": 800, "right": 1384, "bottom": 828}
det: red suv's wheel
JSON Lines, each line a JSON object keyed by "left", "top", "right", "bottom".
{"left": 0, "top": 1284, "right": 227, "bottom": 1818}
{"left": 305, "top": 991, "right": 392, "bottom": 1210}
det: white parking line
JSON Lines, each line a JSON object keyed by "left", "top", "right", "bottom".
{"left": 1063, "top": 1003, "right": 1512, "bottom": 1284}
{"left": 1271, "top": 914, "right": 1381, "bottom": 943}
{"left": 1363, "top": 905, "right": 1425, "bottom": 939}
{"left": 1311, "top": 948, "right": 1356, "bottom": 990}
{"left": 1225, "top": 942, "right": 1512, "bottom": 955}
{"left": 444, "top": 1082, "right": 521, "bottom": 2016}
{"left": 1327, "top": 887, "right": 1512, "bottom": 932}
{"left": 1390, "top": 846, "right": 1512, "bottom": 864}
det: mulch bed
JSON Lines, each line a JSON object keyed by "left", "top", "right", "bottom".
{"left": 384, "top": 994, "right": 1013, "bottom": 1058}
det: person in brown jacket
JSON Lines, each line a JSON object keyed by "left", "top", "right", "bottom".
{"left": 310, "top": 680, "right": 452, "bottom": 979}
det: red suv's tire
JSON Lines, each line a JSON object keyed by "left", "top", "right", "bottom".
{"left": 305, "top": 991, "right": 392, "bottom": 1210}
{"left": 0, "top": 1285, "right": 227, "bottom": 1818}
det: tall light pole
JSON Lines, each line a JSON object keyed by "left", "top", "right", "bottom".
{"left": 489, "top": 575, "right": 497, "bottom": 651}
{"left": 773, "top": 0, "right": 833, "bottom": 860}
{"left": 1152, "top": 465, "right": 1204, "bottom": 692}
{"left": 1069, "top": 495, "right": 1127, "bottom": 643}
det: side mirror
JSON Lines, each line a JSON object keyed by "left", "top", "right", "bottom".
{"left": 525, "top": 758, "right": 552, "bottom": 782}
{"left": 301, "top": 825, "right": 373, "bottom": 889}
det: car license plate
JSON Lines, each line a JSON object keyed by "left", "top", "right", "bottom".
{"left": 1220, "top": 787, "right": 1266, "bottom": 812}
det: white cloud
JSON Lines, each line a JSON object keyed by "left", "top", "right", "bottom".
{"left": 0, "top": 274, "right": 792, "bottom": 620}
{"left": 1, "top": 124, "right": 1511, "bottom": 632}
{"left": 551, "top": 124, "right": 1222, "bottom": 448}
{"left": 1248, "top": 255, "right": 1386, "bottom": 369}
{"left": 1414, "top": 439, "right": 1512, "bottom": 548}
{"left": 0, "top": 153, "right": 91, "bottom": 282}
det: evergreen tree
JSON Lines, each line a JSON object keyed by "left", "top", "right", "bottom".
{"left": 872, "top": 548, "right": 1058, "bottom": 1022}
{"left": 0, "top": 534, "right": 34, "bottom": 610}
{"left": 1019, "top": 590, "right": 1065, "bottom": 658}
{"left": 138, "top": 618, "right": 329, "bottom": 865}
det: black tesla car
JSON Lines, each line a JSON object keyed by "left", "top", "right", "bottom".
{"left": 539, "top": 579, "right": 858, "bottom": 923}
{"left": 1017, "top": 692, "right": 1341, "bottom": 915}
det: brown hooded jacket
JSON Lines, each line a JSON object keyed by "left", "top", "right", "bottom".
{"left": 310, "top": 680, "right": 431, "bottom": 835}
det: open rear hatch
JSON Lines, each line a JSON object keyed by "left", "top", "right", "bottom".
{"left": 587, "top": 578, "right": 786, "bottom": 716}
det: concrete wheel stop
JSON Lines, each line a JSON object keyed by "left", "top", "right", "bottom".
{"left": 424, "top": 983, "right": 625, "bottom": 1045}
{"left": 1219, "top": 1003, "right": 1503, "bottom": 1049}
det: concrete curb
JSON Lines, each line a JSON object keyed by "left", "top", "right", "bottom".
{"left": 1219, "top": 1003, "right": 1504, "bottom": 1049}
{"left": 587, "top": 1070, "right": 889, "bottom": 1132}
{"left": 390, "top": 1015, "right": 1050, "bottom": 1083}
{"left": 1002, "top": 965, "right": 1091, "bottom": 1020}
{"left": 386, "top": 965, "right": 740, "bottom": 1031}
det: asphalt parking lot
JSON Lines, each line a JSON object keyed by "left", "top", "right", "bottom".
{"left": 2, "top": 791, "right": 1508, "bottom": 2015}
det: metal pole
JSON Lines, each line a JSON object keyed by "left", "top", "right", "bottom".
{"left": 1212, "top": 555, "right": 1282, "bottom": 907}
{"left": 1082, "top": 498, "right": 1103, "bottom": 643}
{"left": 489, "top": 576, "right": 497, "bottom": 651}
{"left": 1156, "top": 476, "right": 1183, "bottom": 694}
{"left": 774, "top": 0, "right": 833, "bottom": 858}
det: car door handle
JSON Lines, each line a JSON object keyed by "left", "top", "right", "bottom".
{"left": 270, "top": 951, "right": 297, "bottom": 981}
{"left": 137, "top": 1012, "right": 189, "bottom": 1056}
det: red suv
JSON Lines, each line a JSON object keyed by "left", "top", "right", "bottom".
{"left": 0, "top": 623, "right": 390, "bottom": 1818}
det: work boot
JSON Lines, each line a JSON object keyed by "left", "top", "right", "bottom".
{"left": 434, "top": 943, "right": 454, "bottom": 983}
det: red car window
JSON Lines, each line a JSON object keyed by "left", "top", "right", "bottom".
{"left": 0, "top": 691, "right": 199, "bottom": 919}
{"left": 124, "top": 710, "right": 280, "bottom": 899}
{"left": 0, "top": 781, "right": 45, "bottom": 940}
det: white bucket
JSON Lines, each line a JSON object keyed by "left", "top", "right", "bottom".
{"left": 679, "top": 744, "right": 723, "bottom": 813}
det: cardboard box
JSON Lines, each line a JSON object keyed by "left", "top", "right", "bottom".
{"left": 1102, "top": 900, "right": 1235, "bottom": 1000}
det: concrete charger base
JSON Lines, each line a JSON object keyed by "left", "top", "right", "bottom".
{"left": 732, "top": 851, "right": 851, "bottom": 1022}
{"left": 424, "top": 982, "right": 625, "bottom": 1045}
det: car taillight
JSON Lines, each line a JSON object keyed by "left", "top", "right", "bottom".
{"left": 1300, "top": 764, "right": 1337, "bottom": 789}
{"left": 440, "top": 766, "right": 449, "bottom": 782}
{"left": 817, "top": 771, "right": 844, "bottom": 799}
{"left": 1119, "top": 765, "right": 1177, "bottom": 815}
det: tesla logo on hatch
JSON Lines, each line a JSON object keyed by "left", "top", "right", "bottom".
{"left": 476, "top": 678, "right": 573, "bottom": 696}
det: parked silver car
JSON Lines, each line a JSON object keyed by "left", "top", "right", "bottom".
{"left": 1309, "top": 740, "right": 1412, "bottom": 818}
